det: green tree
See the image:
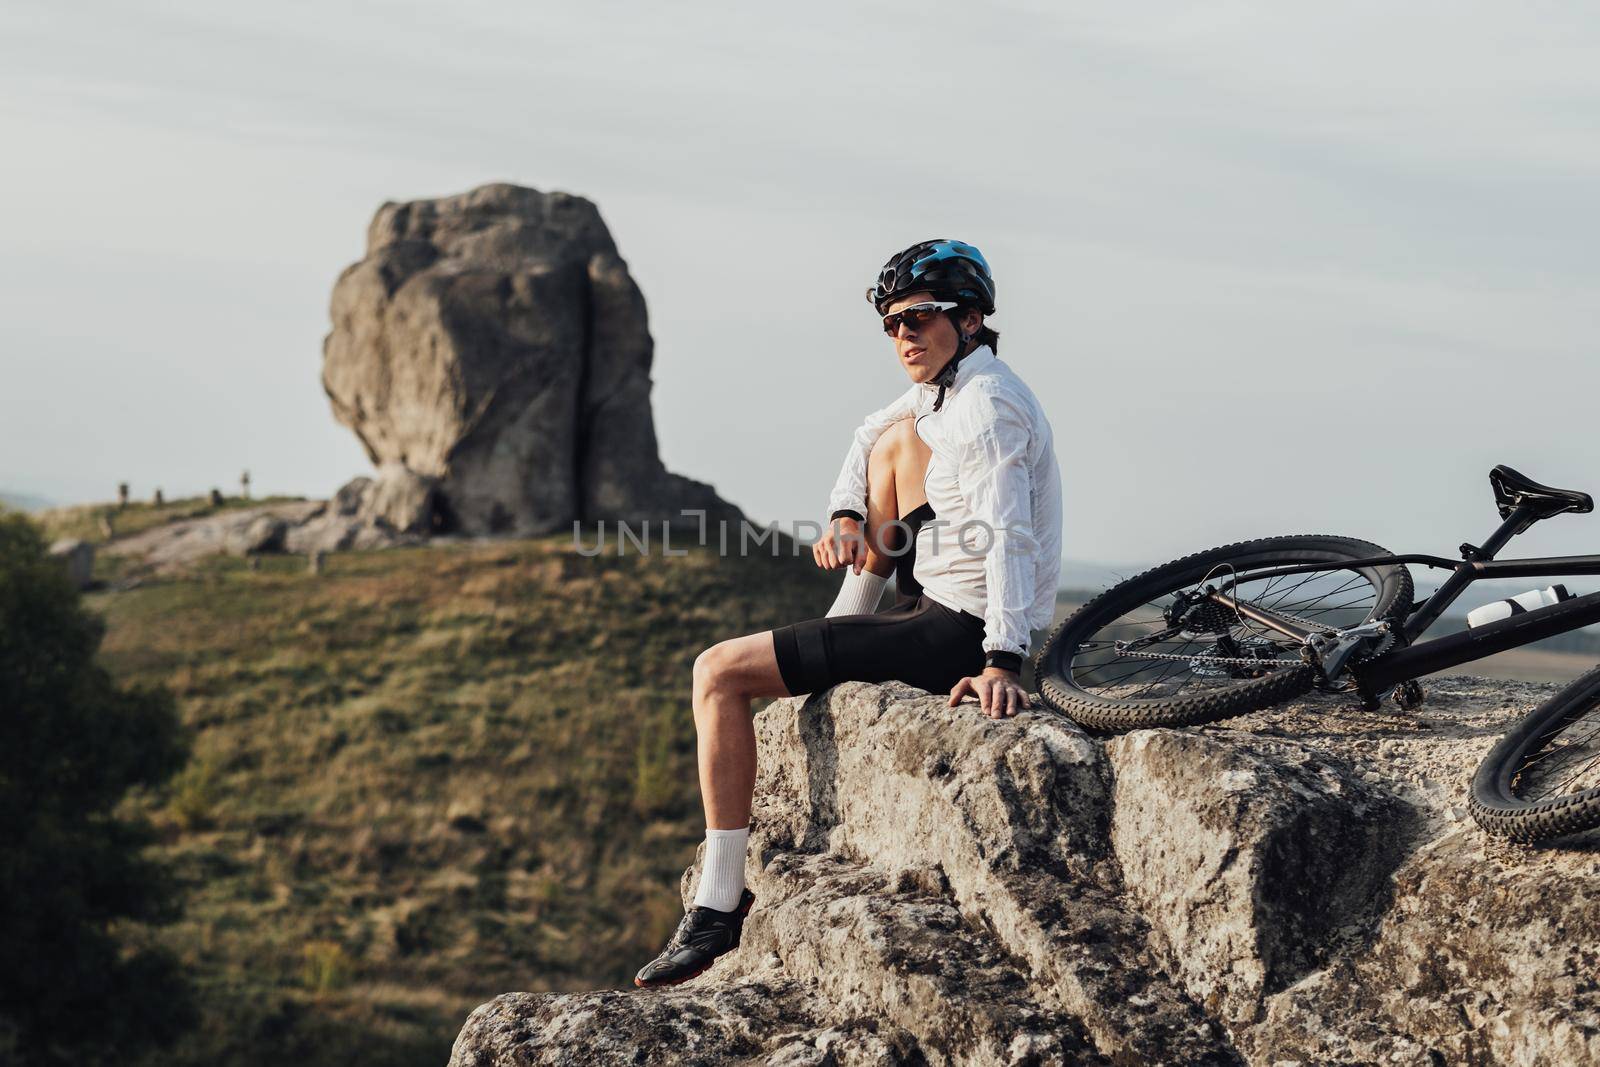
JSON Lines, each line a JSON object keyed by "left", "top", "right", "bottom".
{"left": 0, "top": 512, "right": 197, "bottom": 1065}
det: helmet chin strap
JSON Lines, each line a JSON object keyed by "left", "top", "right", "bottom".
{"left": 930, "top": 328, "right": 977, "bottom": 412}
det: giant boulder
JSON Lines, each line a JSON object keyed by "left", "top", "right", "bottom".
{"left": 322, "top": 183, "right": 741, "bottom": 536}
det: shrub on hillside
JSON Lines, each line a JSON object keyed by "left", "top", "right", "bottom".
{"left": 0, "top": 512, "right": 198, "bottom": 1065}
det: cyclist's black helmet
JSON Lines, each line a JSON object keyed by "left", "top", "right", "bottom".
{"left": 868, "top": 239, "right": 996, "bottom": 316}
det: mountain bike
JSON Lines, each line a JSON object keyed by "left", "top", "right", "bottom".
{"left": 1032, "top": 465, "right": 1600, "bottom": 843}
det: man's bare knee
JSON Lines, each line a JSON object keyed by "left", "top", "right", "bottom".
{"left": 692, "top": 644, "right": 723, "bottom": 698}
{"left": 869, "top": 417, "right": 915, "bottom": 472}
{"left": 694, "top": 641, "right": 746, "bottom": 704}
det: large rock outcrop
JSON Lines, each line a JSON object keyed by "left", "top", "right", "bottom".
{"left": 97, "top": 500, "right": 416, "bottom": 574}
{"left": 449, "top": 677, "right": 1600, "bottom": 1066}
{"left": 322, "top": 183, "right": 741, "bottom": 536}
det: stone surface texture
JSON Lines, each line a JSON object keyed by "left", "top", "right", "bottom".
{"left": 89, "top": 498, "right": 440, "bottom": 575}
{"left": 321, "top": 182, "right": 740, "bottom": 536}
{"left": 449, "top": 676, "right": 1600, "bottom": 1066}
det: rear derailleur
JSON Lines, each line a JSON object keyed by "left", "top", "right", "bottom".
{"left": 1302, "top": 622, "right": 1423, "bottom": 711}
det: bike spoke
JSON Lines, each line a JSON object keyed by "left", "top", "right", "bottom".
{"left": 1120, "top": 658, "right": 1191, "bottom": 700}
{"left": 1544, "top": 750, "right": 1600, "bottom": 797}
{"left": 1243, "top": 569, "right": 1325, "bottom": 609}
{"left": 1514, "top": 706, "right": 1600, "bottom": 801}
{"left": 1065, "top": 558, "right": 1386, "bottom": 703}
{"left": 1295, "top": 593, "right": 1380, "bottom": 618}
{"left": 1268, "top": 574, "right": 1366, "bottom": 614}
{"left": 1078, "top": 641, "right": 1203, "bottom": 687}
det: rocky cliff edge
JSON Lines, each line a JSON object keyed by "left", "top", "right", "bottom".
{"left": 449, "top": 677, "right": 1600, "bottom": 1066}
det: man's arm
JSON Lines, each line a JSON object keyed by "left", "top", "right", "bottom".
{"left": 953, "top": 390, "right": 1041, "bottom": 672}
{"left": 825, "top": 382, "right": 924, "bottom": 522}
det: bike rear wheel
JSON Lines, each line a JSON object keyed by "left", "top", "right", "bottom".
{"left": 1033, "top": 535, "right": 1414, "bottom": 731}
{"left": 1471, "top": 667, "right": 1600, "bottom": 842}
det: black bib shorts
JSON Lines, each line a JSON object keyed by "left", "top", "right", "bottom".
{"left": 771, "top": 593, "right": 987, "bottom": 697}
{"left": 772, "top": 503, "right": 987, "bottom": 697}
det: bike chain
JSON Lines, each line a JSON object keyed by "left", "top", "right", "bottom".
{"left": 1112, "top": 647, "right": 1301, "bottom": 669}
{"left": 1107, "top": 594, "right": 1341, "bottom": 669}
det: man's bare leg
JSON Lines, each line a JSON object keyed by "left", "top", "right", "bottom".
{"left": 692, "top": 632, "right": 790, "bottom": 831}
{"left": 635, "top": 633, "right": 784, "bottom": 986}
{"left": 638, "top": 419, "right": 936, "bottom": 983}
{"left": 826, "top": 417, "right": 934, "bottom": 616}
{"left": 858, "top": 416, "right": 933, "bottom": 576}
{"left": 700, "top": 419, "right": 935, "bottom": 822}
{"left": 633, "top": 628, "right": 784, "bottom": 984}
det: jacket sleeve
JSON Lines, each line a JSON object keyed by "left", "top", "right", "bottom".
{"left": 825, "top": 383, "right": 924, "bottom": 521}
{"left": 953, "top": 389, "right": 1040, "bottom": 665}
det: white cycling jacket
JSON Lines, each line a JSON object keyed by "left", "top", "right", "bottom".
{"left": 826, "top": 345, "right": 1063, "bottom": 663}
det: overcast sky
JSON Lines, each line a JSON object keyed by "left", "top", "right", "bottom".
{"left": 3, "top": 1, "right": 1598, "bottom": 568}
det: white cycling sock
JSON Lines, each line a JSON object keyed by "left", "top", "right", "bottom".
{"left": 692, "top": 825, "right": 750, "bottom": 912}
{"left": 825, "top": 567, "right": 887, "bottom": 617}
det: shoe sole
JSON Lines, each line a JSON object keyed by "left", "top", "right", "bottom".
{"left": 633, "top": 893, "right": 755, "bottom": 990}
{"left": 633, "top": 958, "right": 717, "bottom": 988}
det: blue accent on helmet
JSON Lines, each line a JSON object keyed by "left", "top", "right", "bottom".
{"left": 910, "top": 240, "right": 991, "bottom": 280}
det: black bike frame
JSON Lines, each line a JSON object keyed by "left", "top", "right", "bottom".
{"left": 1202, "top": 502, "right": 1600, "bottom": 697}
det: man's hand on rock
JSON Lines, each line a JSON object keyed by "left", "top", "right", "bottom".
{"left": 949, "top": 668, "right": 1033, "bottom": 719}
{"left": 813, "top": 516, "right": 868, "bottom": 573}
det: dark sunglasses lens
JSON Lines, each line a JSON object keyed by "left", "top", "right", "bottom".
{"left": 882, "top": 306, "right": 940, "bottom": 335}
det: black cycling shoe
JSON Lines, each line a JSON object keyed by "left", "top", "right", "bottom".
{"left": 633, "top": 888, "right": 755, "bottom": 988}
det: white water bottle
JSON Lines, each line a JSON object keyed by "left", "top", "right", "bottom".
{"left": 1466, "top": 584, "right": 1571, "bottom": 628}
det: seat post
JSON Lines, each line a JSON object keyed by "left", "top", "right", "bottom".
{"left": 1405, "top": 502, "right": 1536, "bottom": 642}
{"left": 1470, "top": 503, "right": 1537, "bottom": 562}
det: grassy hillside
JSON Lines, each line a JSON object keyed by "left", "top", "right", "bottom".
{"left": 79, "top": 531, "right": 834, "bottom": 1067}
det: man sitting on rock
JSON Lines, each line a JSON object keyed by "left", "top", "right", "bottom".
{"left": 635, "top": 240, "right": 1063, "bottom": 988}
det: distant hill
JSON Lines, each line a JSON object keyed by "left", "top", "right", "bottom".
{"left": 1059, "top": 557, "right": 1149, "bottom": 591}
{"left": 0, "top": 490, "right": 52, "bottom": 512}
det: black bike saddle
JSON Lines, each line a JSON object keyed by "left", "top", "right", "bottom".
{"left": 1489, "top": 465, "right": 1593, "bottom": 529}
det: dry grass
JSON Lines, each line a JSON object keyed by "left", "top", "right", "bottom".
{"left": 89, "top": 533, "right": 834, "bottom": 1067}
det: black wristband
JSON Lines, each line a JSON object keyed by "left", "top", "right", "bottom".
{"left": 984, "top": 650, "right": 1023, "bottom": 674}
{"left": 829, "top": 509, "right": 865, "bottom": 524}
